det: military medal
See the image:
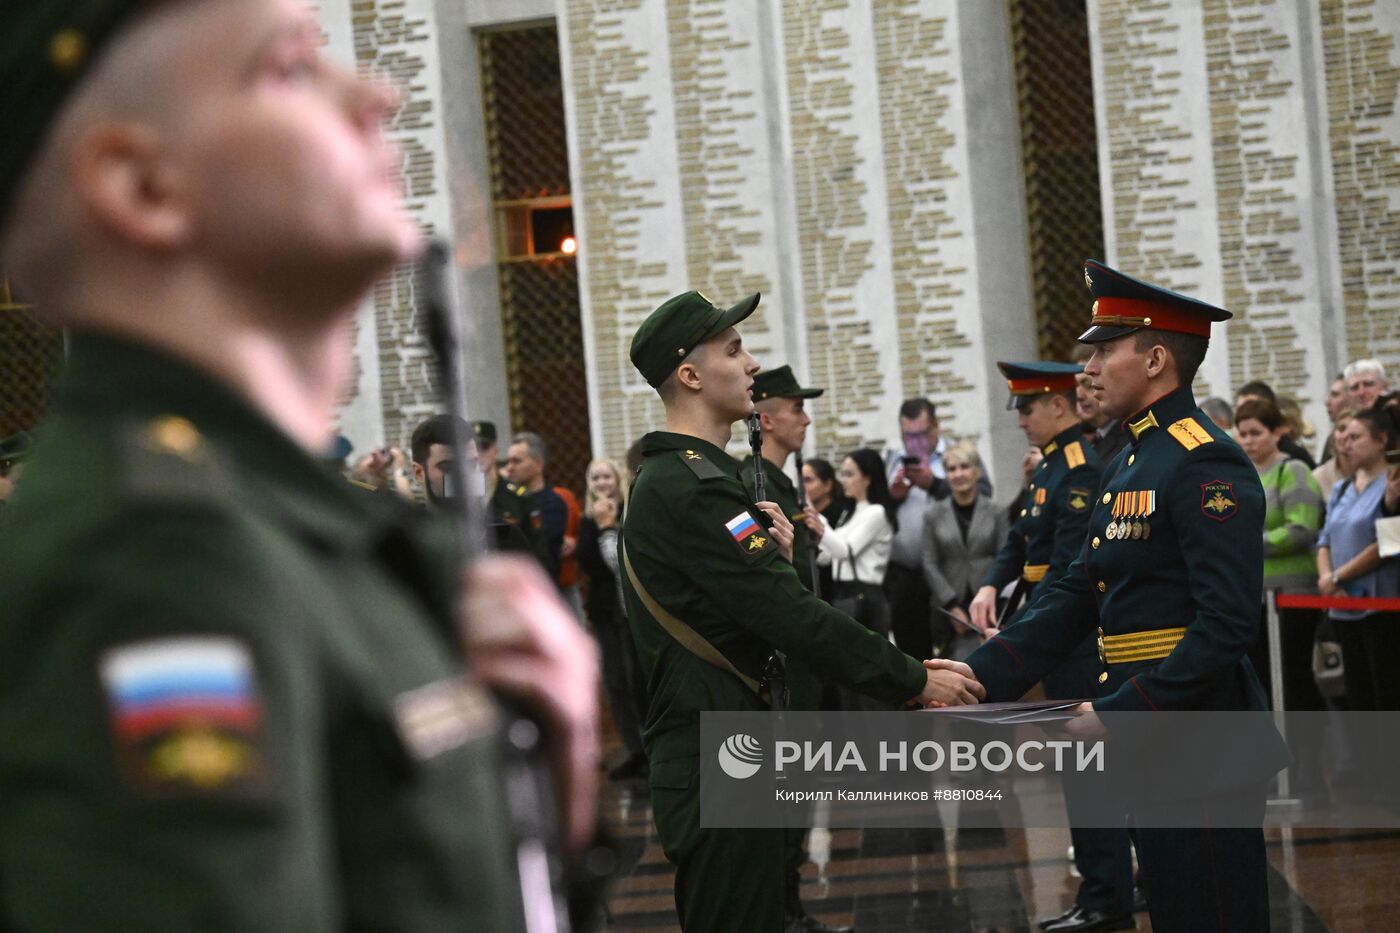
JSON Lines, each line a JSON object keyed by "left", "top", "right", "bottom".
{"left": 1131, "top": 521, "right": 1142, "bottom": 540}
{"left": 1105, "top": 521, "right": 1118, "bottom": 540}
{"left": 1031, "top": 507, "right": 1041, "bottom": 517}
{"left": 1142, "top": 521, "right": 1151, "bottom": 540}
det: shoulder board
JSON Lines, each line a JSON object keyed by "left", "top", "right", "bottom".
{"left": 347, "top": 478, "right": 378, "bottom": 492}
{"left": 1063, "top": 440, "right": 1086, "bottom": 469}
{"left": 677, "top": 448, "right": 727, "bottom": 480}
{"left": 511, "top": 483, "right": 527, "bottom": 497}
{"left": 1166, "top": 417, "right": 1215, "bottom": 451}
{"left": 118, "top": 415, "right": 235, "bottom": 506}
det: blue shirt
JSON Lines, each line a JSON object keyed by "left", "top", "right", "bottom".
{"left": 1318, "top": 475, "right": 1400, "bottom": 619}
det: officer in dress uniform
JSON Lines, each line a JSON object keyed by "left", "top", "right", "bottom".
{"left": 739, "top": 365, "right": 846, "bottom": 933}
{"left": 941, "top": 260, "right": 1288, "bottom": 933}
{"left": 969, "top": 362, "right": 1134, "bottom": 933}
{"left": 621, "top": 290, "right": 985, "bottom": 932}
{"left": 0, "top": 2, "right": 600, "bottom": 929}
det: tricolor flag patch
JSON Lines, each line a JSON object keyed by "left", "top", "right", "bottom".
{"left": 726, "top": 511, "right": 760, "bottom": 543}
{"left": 724, "top": 509, "right": 773, "bottom": 560}
{"left": 100, "top": 637, "right": 266, "bottom": 795}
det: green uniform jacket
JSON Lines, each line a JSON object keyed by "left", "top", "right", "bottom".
{"left": 969, "top": 387, "right": 1272, "bottom": 710}
{"left": 740, "top": 454, "right": 823, "bottom": 711}
{"left": 740, "top": 455, "right": 813, "bottom": 591}
{"left": 984, "top": 424, "right": 1101, "bottom": 603}
{"left": 620, "top": 432, "right": 925, "bottom": 784}
{"left": 0, "top": 334, "right": 524, "bottom": 932}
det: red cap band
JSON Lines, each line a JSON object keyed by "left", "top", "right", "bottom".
{"left": 1090, "top": 296, "right": 1212, "bottom": 337}
{"left": 1006, "top": 374, "right": 1079, "bottom": 395}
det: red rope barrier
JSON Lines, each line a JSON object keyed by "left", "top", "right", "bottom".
{"left": 1275, "top": 594, "right": 1400, "bottom": 612}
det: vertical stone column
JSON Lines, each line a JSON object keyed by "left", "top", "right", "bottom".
{"left": 558, "top": 0, "right": 1035, "bottom": 487}
{"left": 1088, "top": 0, "right": 1349, "bottom": 438}
{"left": 558, "top": 0, "right": 690, "bottom": 458}
{"left": 785, "top": 0, "right": 1033, "bottom": 489}
{"left": 1318, "top": 0, "right": 1400, "bottom": 368}
{"left": 317, "top": 0, "right": 506, "bottom": 452}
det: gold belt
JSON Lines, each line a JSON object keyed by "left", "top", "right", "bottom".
{"left": 1022, "top": 563, "right": 1049, "bottom": 583}
{"left": 1098, "top": 626, "right": 1187, "bottom": 664}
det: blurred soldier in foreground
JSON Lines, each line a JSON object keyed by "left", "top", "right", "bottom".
{"left": 0, "top": 1, "right": 598, "bottom": 929}
{"left": 621, "top": 290, "right": 984, "bottom": 931}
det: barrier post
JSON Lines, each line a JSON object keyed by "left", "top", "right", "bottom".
{"left": 1265, "top": 588, "right": 1297, "bottom": 806}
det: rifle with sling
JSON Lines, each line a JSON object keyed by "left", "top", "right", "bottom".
{"left": 747, "top": 413, "right": 787, "bottom": 712}
{"left": 418, "top": 240, "right": 572, "bottom": 933}
{"left": 793, "top": 449, "right": 822, "bottom": 601}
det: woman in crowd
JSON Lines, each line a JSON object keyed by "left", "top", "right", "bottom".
{"left": 1316, "top": 408, "right": 1400, "bottom": 711}
{"left": 1313, "top": 409, "right": 1355, "bottom": 497}
{"left": 815, "top": 449, "right": 899, "bottom": 631}
{"left": 1234, "top": 399, "right": 1325, "bottom": 712}
{"left": 813, "top": 448, "right": 899, "bottom": 709}
{"left": 803, "top": 456, "right": 852, "bottom": 526}
{"left": 920, "top": 442, "right": 1008, "bottom": 659}
{"left": 802, "top": 457, "right": 851, "bottom": 599}
{"left": 575, "top": 457, "right": 648, "bottom": 780}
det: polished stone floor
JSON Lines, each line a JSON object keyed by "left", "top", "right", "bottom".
{"left": 597, "top": 769, "right": 1400, "bottom": 932}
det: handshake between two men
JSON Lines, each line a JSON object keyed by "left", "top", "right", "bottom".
{"left": 911, "top": 658, "right": 985, "bottom": 709}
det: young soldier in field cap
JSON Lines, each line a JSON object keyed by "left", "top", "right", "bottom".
{"left": 740, "top": 364, "right": 838, "bottom": 931}
{"left": 970, "top": 361, "right": 1134, "bottom": 933}
{"left": 0, "top": 2, "right": 601, "bottom": 929}
{"left": 622, "top": 290, "right": 985, "bottom": 932}
{"left": 938, "top": 261, "right": 1288, "bottom": 932}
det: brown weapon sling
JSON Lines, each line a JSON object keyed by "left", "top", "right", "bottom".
{"left": 621, "top": 542, "right": 764, "bottom": 698}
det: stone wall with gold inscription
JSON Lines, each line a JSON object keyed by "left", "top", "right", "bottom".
{"left": 1320, "top": 0, "right": 1400, "bottom": 367}
{"left": 1087, "top": 0, "right": 1400, "bottom": 441}
{"left": 317, "top": 0, "right": 507, "bottom": 459}
{"left": 561, "top": 0, "right": 1034, "bottom": 492}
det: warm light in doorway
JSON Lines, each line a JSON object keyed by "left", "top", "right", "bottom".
{"left": 560, "top": 236, "right": 577, "bottom": 255}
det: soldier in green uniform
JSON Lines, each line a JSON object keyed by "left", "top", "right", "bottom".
{"left": 739, "top": 366, "right": 845, "bottom": 932}
{"left": 622, "top": 290, "right": 985, "bottom": 932}
{"left": 970, "top": 362, "right": 1134, "bottom": 933}
{"left": 0, "top": 2, "right": 600, "bottom": 929}
{"left": 940, "top": 260, "right": 1288, "bottom": 933}
{"left": 744, "top": 366, "right": 823, "bottom": 594}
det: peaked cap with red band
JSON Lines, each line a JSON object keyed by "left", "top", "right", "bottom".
{"left": 1078, "top": 259, "right": 1232, "bottom": 344}
{"left": 996, "top": 360, "right": 1083, "bottom": 410}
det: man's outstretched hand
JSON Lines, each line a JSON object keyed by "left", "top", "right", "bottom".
{"left": 912, "top": 658, "right": 986, "bottom": 708}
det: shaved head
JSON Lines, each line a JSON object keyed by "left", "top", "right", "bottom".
{"left": 4, "top": 0, "right": 413, "bottom": 325}
{"left": 3, "top": 1, "right": 197, "bottom": 308}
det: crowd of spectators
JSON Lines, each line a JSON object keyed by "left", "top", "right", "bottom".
{"left": 247, "top": 356, "right": 1400, "bottom": 782}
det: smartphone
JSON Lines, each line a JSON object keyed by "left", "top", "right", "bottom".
{"left": 901, "top": 455, "right": 920, "bottom": 468}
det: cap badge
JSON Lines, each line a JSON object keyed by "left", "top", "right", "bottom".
{"left": 50, "top": 29, "right": 88, "bottom": 75}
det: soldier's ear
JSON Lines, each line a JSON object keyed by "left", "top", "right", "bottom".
{"left": 76, "top": 121, "right": 193, "bottom": 249}
{"left": 674, "top": 360, "right": 704, "bottom": 393}
{"left": 1143, "top": 343, "right": 1170, "bottom": 380}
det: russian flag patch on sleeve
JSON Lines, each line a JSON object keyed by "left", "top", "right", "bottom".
{"left": 724, "top": 509, "right": 773, "bottom": 560}
{"left": 726, "top": 511, "right": 760, "bottom": 542}
{"left": 99, "top": 636, "right": 267, "bottom": 796}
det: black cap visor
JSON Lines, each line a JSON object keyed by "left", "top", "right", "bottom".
{"left": 1077, "top": 323, "right": 1141, "bottom": 344}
